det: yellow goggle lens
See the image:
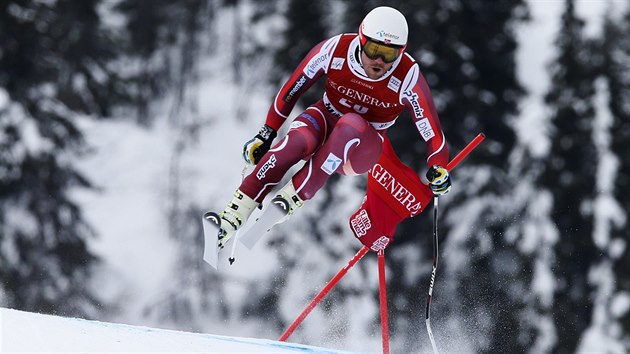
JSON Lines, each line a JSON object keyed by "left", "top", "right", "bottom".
{"left": 362, "top": 40, "right": 401, "bottom": 63}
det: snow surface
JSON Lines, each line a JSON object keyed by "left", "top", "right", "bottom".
{"left": 0, "top": 308, "right": 370, "bottom": 354}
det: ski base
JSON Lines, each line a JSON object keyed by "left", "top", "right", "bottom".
{"left": 201, "top": 211, "right": 221, "bottom": 269}
{"left": 239, "top": 197, "right": 289, "bottom": 249}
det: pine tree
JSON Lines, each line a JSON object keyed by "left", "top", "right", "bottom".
{"left": 601, "top": 6, "right": 630, "bottom": 345}
{"left": 272, "top": 0, "right": 328, "bottom": 106}
{"left": 0, "top": 0, "right": 132, "bottom": 316}
{"left": 539, "top": 1, "right": 599, "bottom": 352}
{"left": 114, "top": 0, "right": 211, "bottom": 125}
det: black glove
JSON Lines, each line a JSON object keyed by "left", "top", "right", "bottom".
{"left": 242, "top": 124, "right": 277, "bottom": 165}
{"left": 426, "top": 165, "right": 451, "bottom": 196}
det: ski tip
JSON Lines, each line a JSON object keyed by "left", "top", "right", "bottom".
{"left": 203, "top": 211, "right": 221, "bottom": 225}
{"left": 271, "top": 196, "right": 290, "bottom": 214}
{"left": 228, "top": 257, "right": 235, "bottom": 265}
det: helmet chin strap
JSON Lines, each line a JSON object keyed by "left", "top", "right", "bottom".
{"left": 356, "top": 45, "right": 364, "bottom": 68}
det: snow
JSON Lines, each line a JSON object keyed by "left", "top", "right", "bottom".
{"left": 0, "top": 308, "right": 368, "bottom": 354}
{"left": 0, "top": 88, "right": 8, "bottom": 108}
{"left": 72, "top": 117, "right": 181, "bottom": 319}
{"left": 575, "top": 0, "right": 628, "bottom": 37}
{"left": 611, "top": 293, "right": 630, "bottom": 318}
{"left": 515, "top": 0, "right": 564, "bottom": 158}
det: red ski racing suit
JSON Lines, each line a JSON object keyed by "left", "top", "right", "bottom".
{"left": 238, "top": 34, "right": 449, "bottom": 249}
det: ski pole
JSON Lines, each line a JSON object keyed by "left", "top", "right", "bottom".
{"left": 424, "top": 132, "right": 485, "bottom": 354}
{"left": 425, "top": 196, "right": 439, "bottom": 354}
{"left": 279, "top": 246, "right": 370, "bottom": 341}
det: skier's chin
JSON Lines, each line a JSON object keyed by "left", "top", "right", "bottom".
{"left": 366, "top": 66, "right": 384, "bottom": 79}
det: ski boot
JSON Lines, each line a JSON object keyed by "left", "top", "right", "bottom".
{"left": 215, "top": 189, "right": 258, "bottom": 248}
{"left": 271, "top": 180, "right": 304, "bottom": 226}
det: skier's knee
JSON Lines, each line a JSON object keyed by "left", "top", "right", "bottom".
{"left": 287, "top": 113, "right": 326, "bottom": 157}
{"left": 336, "top": 113, "right": 370, "bottom": 135}
{"left": 333, "top": 114, "right": 382, "bottom": 176}
{"left": 284, "top": 127, "right": 319, "bottom": 158}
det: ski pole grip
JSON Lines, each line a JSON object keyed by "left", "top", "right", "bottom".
{"left": 446, "top": 133, "right": 485, "bottom": 171}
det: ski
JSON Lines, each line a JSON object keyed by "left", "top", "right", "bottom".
{"left": 201, "top": 211, "right": 221, "bottom": 269}
{"left": 239, "top": 197, "right": 289, "bottom": 249}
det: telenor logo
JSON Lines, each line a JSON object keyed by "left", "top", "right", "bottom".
{"left": 376, "top": 30, "right": 400, "bottom": 40}
{"left": 321, "top": 153, "right": 342, "bottom": 175}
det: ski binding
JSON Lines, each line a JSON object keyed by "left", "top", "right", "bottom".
{"left": 239, "top": 197, "right": 289, "bottom": 249}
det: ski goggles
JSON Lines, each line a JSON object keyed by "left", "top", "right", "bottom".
{"left": 360, "top": 38, "right": 404, "bottom": 63}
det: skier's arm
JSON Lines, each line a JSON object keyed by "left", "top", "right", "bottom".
{"left": 244, "top": 36, "right": 339, "bottom": 165}
{"left": 400, "top": 63, "right": 449, "bottom": 168}
{"left": 264, "top": 35, "right": 341, "bottom": 130}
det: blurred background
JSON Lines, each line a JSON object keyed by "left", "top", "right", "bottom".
{"left": 1, "top": 0, "right": 628, "bottom": 353}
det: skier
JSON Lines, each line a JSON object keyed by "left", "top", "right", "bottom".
{"left": 210, "top": 6, "right": 451, "bottom": 249}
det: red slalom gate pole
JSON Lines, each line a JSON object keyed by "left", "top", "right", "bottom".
{"left": 446, "top": 133, "right": 485, "bottom": 171}
{"left": 279, "top": 246, "right": 370, "bottom": 342}
{"left": 377, "top": 250, "right": 390, "bottom": 354}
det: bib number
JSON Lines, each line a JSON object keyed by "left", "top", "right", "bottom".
{"left": 339, "top": 98, "right": 368, "bottom": 114}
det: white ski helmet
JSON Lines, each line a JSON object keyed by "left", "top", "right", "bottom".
{"left": 359, "top": 6, "right": 408, "bottom": 49}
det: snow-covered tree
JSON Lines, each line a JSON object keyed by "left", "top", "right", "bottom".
{"left": 600, "top": 5, "right": 630, "bottom": 349}
{"left": 539, "top": 1, "right": 599, "bottom": 352}
{"left": 0, "top": 0, "right": 132, "bottom": 317}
